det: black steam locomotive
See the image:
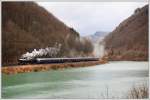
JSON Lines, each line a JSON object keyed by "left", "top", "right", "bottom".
{"left": 18, "top": 57, "right": 99, "bottom": 65}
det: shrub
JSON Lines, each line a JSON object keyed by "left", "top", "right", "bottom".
{"left": 127, "top": 84, "right": 148, "bottom": 99}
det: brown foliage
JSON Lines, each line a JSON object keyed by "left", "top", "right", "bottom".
{"left": 2, "top": 2, "right": 93, "bottom": 66}
{"left": 104, "top": 5, "right": 148, "bottom": 61}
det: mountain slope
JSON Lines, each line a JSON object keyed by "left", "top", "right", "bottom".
{"left": 104, "top": 5, "right": 148, "bottom": 61}
{"left": 2, "top": 2, "right": 88, "bottom": 66}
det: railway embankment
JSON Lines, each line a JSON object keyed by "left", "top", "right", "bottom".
{"left": 2, "top": 59, "right": 108, "bottom": 75}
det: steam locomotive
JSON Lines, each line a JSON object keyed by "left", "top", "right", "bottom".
{"left": 18, "top": 57, "right": 99, "bottom": 65}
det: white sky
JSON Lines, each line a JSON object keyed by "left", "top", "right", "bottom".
{"left": 37, "top": 2, "right": 147, "bottom": 36}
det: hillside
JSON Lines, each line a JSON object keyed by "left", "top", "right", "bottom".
{"left": 2, "top": 2, "right": 93, "bottom": 66}
{"left": 104, "top": 5, "right": 148, "bottom": 61}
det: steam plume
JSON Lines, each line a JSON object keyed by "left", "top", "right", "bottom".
{"left": 21, "top": 43, "right": 61, "bottom": 60}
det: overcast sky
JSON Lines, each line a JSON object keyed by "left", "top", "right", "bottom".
{"left": 37, "top": 2, "right": 147, "bottom": 36}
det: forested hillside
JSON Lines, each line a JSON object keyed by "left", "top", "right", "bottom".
{"left": 104, "top": 5, "right": 148, "bottom": 61}
{"left": 2, "top": 2, "right": 93, "bottom": 66}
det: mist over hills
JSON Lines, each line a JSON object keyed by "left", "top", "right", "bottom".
{"left": 87, "top": 31, "right": 108, "bottom": 42}
{"left": 104, "top": 5, "right": 148, "bottom": 61}
{"left": 84, "top": 31, "right": 108, "bottom": 58}
{"left": 92, "top": 31, "right": 108, "bottom": 40}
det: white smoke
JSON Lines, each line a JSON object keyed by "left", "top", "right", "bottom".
{"left": 21, "top": 43, "right": 61, "bottom": 60}
{"left": 93, "top": 37, "right": 106, "bottom": 58}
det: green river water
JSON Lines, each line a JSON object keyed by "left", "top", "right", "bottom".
{"left": 2, "top": 61, "right": 149, "bottom": 99}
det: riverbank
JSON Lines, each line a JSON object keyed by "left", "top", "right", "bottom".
{"left": 2, "top": 60, "right": 107, "bottom": 75}
{"left": 107, "top": 55, "right": 148, "bottom": 61}
{"left": 105, "top": 51, "right": 148, "bottom": 61}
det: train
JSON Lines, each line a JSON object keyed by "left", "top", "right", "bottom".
{"left": 18, "top": 57, "right": 100, "bottom": 65}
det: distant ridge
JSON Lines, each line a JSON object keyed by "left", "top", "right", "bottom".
{"left": 88, "top": 31, "right": 108, "bottom": 42}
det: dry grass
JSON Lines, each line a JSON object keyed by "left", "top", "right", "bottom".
{"left": 2, "top": 60, "right": 107, "bottom": 75}
{"left": 99, "top": 84, "right": 149, "bottom": 99}
{"left": 127, "top": 84, "right": 149, "bottom": 99}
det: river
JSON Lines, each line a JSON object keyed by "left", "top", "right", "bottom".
{"left": 2, "top": 61, "right": 149, "bottom": 99}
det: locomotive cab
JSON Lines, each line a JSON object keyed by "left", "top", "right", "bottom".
{"left": 18, "top": 57, "right": 36, "bottom": 65}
